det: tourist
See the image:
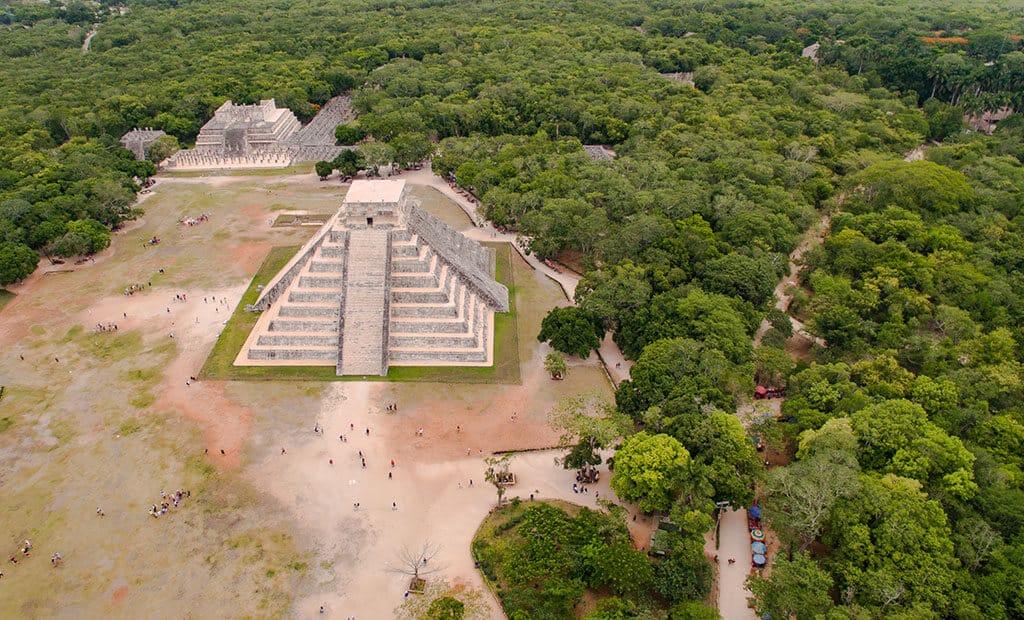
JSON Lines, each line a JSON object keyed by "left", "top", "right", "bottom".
{"left": 96, "top": 507, "right": 104, "bottom": 516}
{"left": 281, "top": 447, "right": 286, "bottom": 454}
{"left": 390, "top": 459, "right": 395, "bottom": 467}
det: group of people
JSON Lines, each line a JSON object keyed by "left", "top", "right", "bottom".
{"left": 123, "top": 282, "right": 150, "bottom": 296}
{"left": 384, "top": 403, "right": 398, "bottom": 411}
{"left": 94, "top": 322, "right": 119, "bottom": 333}
{"left": 576, "top": 466, "right": 600, "bottom": 484}
{"left": 148, "top": 488, "right": 191, "bottom": 518}
{"left": 3, "top": 539, "right": 59, "bottom": 577}
{"left": 178, "top": 213, "right": 211, "bottom": 227}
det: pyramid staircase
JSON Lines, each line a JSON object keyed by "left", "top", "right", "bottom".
{"left": 337, "top": 228, "right": 391, "bottom": 375}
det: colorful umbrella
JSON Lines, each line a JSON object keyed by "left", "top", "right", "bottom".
{"left": 752, "top": 554, "right": 766, "bottom": 566}
{"left": 749, "top": 505, "right": 762, "bottom": 519}
{"left": 750, "top": 529, "right": 765, "bottom": 541}
{"left": 751, "top": 541, "right": 767, "bottom": 554}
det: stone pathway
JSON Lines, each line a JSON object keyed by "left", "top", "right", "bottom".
{"left": 718, "top": 508, "right": 757, "bottom": 620}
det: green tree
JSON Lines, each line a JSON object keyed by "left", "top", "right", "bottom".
{"left": 610, "top": 432, "right": 690, "bottom": 513}
{"left": 582, "top": 541, "right": 653, "bottom": 596}
{"left": 333, "top": 149, "right": 366, "bottom": 177}
{"left": 315, "top": 160, "right": 334, "bottom": 181}
{"left": 426, "top": 597, "right": 464, "bottom": 620}
{"left": 53, "top": 219, "right": 109, "bottom": 257}
{"left": 358, "top": 142, "right": 395, "bottom": 174}
{"left": 390, "top": 132, "right": 434, "bottom": 168}
{"left": 0, "top": 241, "right": 38, "bottom": 286}
{"left": 335, "top": 123, "right": 366, "bottom": 145}
{"left": 548, "top": 392, "right": 629, "bottom": 469}
{"left": 762, "top": 418, "right": 861, "bottom": 550}
{"left": 538, "top": 306, "right": 602, "bottom": 358}
{"left": 824, "top": 474, "right": 960, "bottom": 612}
{"left": 484, "top": 453, "right": 513, "bottom": 507}
{"left": 543, "top": 352, "right": 568, "bottom": 379}
{"left": 146, "top": 135, "right": 180, "bottom": 164}
{"left": 747, "top": 552, "right": 835, "bottom": 619}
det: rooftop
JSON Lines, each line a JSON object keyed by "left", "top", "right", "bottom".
{"left": 343, "top": 179, "right": 407, "bottom": 204}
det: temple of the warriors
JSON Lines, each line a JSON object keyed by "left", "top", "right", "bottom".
{"left": 161, "top": 96, "right": 352, "bottom": 170}
{"left": 237, "top": 179, "right": 510, "bottom": 376}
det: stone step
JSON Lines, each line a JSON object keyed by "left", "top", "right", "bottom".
{"left": 298, "top": 275, "right": 344, "bottom": 288}
{"left": 308, "top": 260, "right": 344, "bottom": 273}
{"left": 249, "top": 348, "right": 338, "bottom": 362}
{"left": 269, "top": 319, "right": 338, "bottom": 333}
{"left": 278, "top": 305, "right": 341, "bottom": 318}
{"left": 288, "top": 290, "right": 342, "bottom": 303}
{"left": 389, "top": 348, "right": 488, "bottom": 363}
{"left": 389, "top": 333, "right": 481, "bottom": 349}
{"left": 257, "top": 334, "right": 338, "bottom": 347}
{"left": 338, "top": 228, "right": 390, "bottom": 376}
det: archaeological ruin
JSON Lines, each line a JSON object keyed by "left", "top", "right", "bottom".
{"left": 163, "top": 96, "right": 353, "bottom": 170}
{"left": 120, "top": 128, "right": 167, "bottom": 161}
{"left": 238, "top": 179, "right": 510, "bottom": 376}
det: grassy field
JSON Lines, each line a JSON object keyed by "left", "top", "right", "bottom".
{"left": 199, "top": 242, "right": 522, "bottom": 384}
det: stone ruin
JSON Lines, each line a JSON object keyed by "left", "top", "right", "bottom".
{"left": 583, "top": 145, "right": 616, "bottom": 161}
{"left": 164, "top": 96, "right": 354, "bottom": 170}
{"left": 237, "top": 179, "right": 510, "bottom": 376}
{"left": 120, "top": 128, "right": 167, "bottom": 161}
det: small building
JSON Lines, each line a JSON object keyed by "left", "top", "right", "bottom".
{"left": 120, "top": 128, "right": 167, "bottom": 161}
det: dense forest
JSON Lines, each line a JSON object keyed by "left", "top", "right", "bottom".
{"left": 3, "top": 0, "right": 1024, "bottom": 617}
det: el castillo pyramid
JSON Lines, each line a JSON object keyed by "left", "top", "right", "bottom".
{"left": 237, "top": 180, "right": 510, "bottom": 376}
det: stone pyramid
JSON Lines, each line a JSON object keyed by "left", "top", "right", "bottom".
{"left": 237, "top": 180, "right": 509, "bottom": 376}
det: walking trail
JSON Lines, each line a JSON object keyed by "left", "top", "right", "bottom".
{"left": 721, "top": 211, "right": 831, "bottom": 618}
{"left": 82, "top": 27, "right": 97, "bottom": 53}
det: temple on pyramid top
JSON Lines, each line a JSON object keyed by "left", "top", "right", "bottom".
{"left": 238, "top": 179, "right": 510, "bottom": 376}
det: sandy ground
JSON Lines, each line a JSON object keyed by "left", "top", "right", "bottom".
{"left": 0, "top": 168, "right": 630, "bottom": 618}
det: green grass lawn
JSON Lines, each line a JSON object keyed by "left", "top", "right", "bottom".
{"left": 162, "top": 163, "right": 315, "bottom": 178}
{"left": 0, "top": 288, "right": 14, "bottom": 313}
{"left": 199, "top": 242, "right": 522, "bottom": 384}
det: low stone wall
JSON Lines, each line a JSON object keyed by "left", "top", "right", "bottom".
{"left": 268, "top": 320, "right": 338, "bottom": 332}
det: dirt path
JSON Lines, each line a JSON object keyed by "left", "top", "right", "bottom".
{"left": 753, "top": 214, "right": 830, "bottom": 347}
{"left": 82, "top": 27, "right": 97, "bottom": 53}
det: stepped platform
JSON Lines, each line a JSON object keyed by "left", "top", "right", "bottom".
{"left": 237, "top": 179, "right": 509, "bottom": 374}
